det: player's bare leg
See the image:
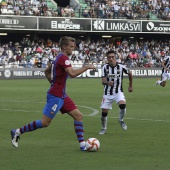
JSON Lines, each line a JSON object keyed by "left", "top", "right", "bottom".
{"left": 155, "top": 73, "right": 169, "bottom": 87}
{"left": 155, "top": 79, "right": 166, "bottom": 87}
{"left": 160, "top": 81, "right": 166, "bottom": 87}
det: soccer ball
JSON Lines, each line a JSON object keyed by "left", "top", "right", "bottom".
{"left": 85, "top": 138, "right": 100, "bottom": 152}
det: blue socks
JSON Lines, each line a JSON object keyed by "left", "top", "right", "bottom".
{"left": 20, "top": 120, "right": 43, "bottom": 134}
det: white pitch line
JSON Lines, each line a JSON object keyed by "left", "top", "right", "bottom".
{"left": 91, "top": 115, "right": 170, "bottom": 123}
{"left": 1, "top": 108, "right": 170, "bottom": 123}
{"left": 77, "top": 105, "right": 99, "bottom": 116}
{"left": 1, "top": 108, "right": 40, "bottom": 113}
{"left": 0, "top": 99, "right": 170, "bottom": 123}
{"left": 0, "top": 99, "right": 99, "bottom": 116}
{"left": 124, "top": 117, "right": 170, "bottom": 123}
{"left": 0, "top": 106, "right": 99, "bottom": 116}
{"left": 0, "top": 99, "right": 45, "bottom": 104}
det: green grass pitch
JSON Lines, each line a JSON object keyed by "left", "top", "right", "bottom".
{"left": 0, "top": 78, "right": 170, "bottom": 170}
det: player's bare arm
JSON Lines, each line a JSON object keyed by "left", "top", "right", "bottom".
{"left": 128, "top": 71, "right": 133, "bottom": 92}
{"left": 65, "top": 64, "right": 96, "bottom": 78}
{"left": 102, "top": 77, "right": 114, "bottom": 86}
{"left": 45, "top": 64, "right": 52, "bottom": 83}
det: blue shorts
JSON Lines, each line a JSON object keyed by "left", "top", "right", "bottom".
{"left": 43, "top": 93, "right": 64, "bottom": 119}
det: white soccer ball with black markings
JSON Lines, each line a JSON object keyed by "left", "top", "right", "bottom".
{"left": 85, "top": 138, "right": 100, "bottom": 152}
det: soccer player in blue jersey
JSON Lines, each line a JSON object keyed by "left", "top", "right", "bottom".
{"left": 11, "top": 36, "right": 96, "bottom": 151}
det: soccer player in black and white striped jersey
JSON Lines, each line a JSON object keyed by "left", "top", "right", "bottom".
{"left": 155, "top": 55, "right": 170, "bottom": 87}
{"left": 99, "top": 50, "right": 133, "bottom": 135}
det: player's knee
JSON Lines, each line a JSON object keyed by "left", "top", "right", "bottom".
{"left": 161, "top": 81, "right": 166, "bottom": 87}
{"left": 74, "top": 113, "right": 83, "bottom": 122}
{"left": 69, "top": 109, "right": 83, "bottom": 121}
{"left": 119, "top": 104, "right": 126, "bottom": 110}
{"left": 42, "top": 121, "right": 51, "bottom": 127}
{"left": 41, "top": 116, "right": 52, "bottom": 127}
{"left": 78, "top": 113, "right": 83, "bottom": 120}
{"left": 102, "top": 112, "right": 108, "bottom": 117}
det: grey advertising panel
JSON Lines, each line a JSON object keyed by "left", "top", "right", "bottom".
{"left": 92, "top": 19, "right": 141, "bottom": 32}
{"left": 0, "top": 68, "right": 162, "bottom": 79}
{"left": 142, "top": 21, "right": 170, "bottom": 33}
{"left": 0, "top": 68, "right": 45, "bottom": 79}
{"left": 0, "top": 16, "right": 37, "bottom": 30}
{"left": 39, "top": 17, "right": 91, "bottom": 31}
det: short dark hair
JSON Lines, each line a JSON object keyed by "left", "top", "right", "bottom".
{"left": 106, "top": 50, "right": 115, "bottom": 57}
{"left": 59, "top": 36, "right": 75, "bottom": 49}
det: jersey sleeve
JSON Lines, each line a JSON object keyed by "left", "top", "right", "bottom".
{"left": 58, "top": 55, "right": 72, "bottom": 69}
{"left": 121, "top": 64, "right": 130, "bottom": 74}
{"left": 101, "top": 65, "right": 107, "bottom": 77}
{"left": 163, "top": 56, "right": 169, "bottom": 62}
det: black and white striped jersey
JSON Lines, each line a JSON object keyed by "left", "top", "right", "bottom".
{"left": 101, "top": 63, "right": 130, "bottom": 95}
{"left": 162, "top": 56, "right": 170, "bottom": 74}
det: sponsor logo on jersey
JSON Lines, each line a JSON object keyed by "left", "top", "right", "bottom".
{"left": 65, "top": 60, "right": 71, "bottom": 65}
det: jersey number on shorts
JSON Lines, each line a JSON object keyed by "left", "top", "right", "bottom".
{"left": 52, "top": 104, "right": 58, "bottom": 112}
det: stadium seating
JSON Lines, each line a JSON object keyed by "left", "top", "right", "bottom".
{"left": 46, "top": 0, "right": 57, "bottom": 11}
{"left": 0, "top": 0, "right": 165, "bottom": 20}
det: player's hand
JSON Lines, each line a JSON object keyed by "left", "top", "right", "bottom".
{"left": 128, "top": 86, "right": 133, "bottom": 92}
{"left": 108, "top": 81, "right": 114, "bottom": 86}
{"left": 87, "top": 64, "right": 96, "bottom": 71}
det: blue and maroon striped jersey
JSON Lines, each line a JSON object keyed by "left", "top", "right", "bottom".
{"left": 48, "top": 53, "right": 71, "bottom": 98}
